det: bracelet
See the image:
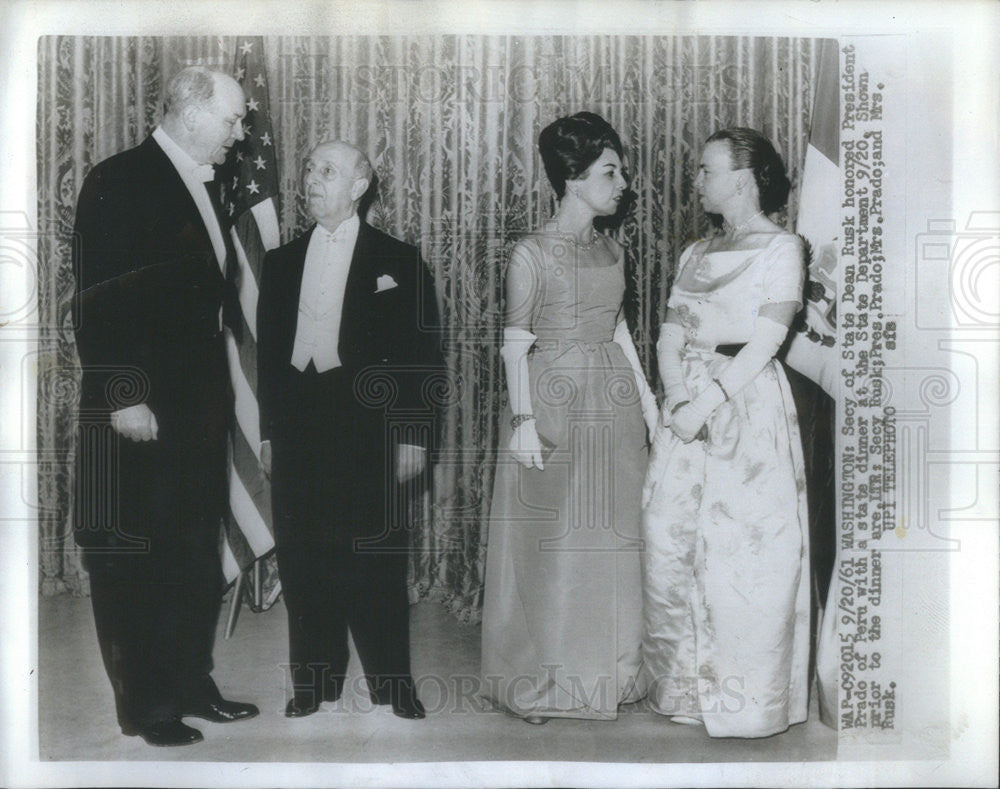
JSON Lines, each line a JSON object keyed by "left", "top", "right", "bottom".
{"left": 712, "top": 378, "right": 730, "bottom": 402}
{"left": 670, "top": 400, "right": 690, "bottom": 415}
{"left": 511, "top": 413, "right": 535, "bottom": 431}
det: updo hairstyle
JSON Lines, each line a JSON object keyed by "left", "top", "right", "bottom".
{"left": 538, "top": 112, "right": 624, "bottom": 199}
{"left": 706, "top": 127, "right": 791, "bottom": 214}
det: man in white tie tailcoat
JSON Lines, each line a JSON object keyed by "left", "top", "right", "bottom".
{"left": 257, "top": 141, "right": 442, "bottom": 720}
{"left": 73, "top": 66, "right": 259, "bottom": 747}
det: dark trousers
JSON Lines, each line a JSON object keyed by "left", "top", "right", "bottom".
{"left": 271, "top": 364, "right": 416, "bottom": 706}
{"left": 76, "top": 417, "right": 228, "bottom": 732}
{"left": 83, "top": 532, "right": 224, "bottom": 731}
{"left": 74, "top": 332, "right": 231, "bottom": 731}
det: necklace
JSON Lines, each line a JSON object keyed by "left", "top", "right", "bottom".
{"left": 550, "top": 220, "right": 599, "bottom": 250}
{"left": 722, "top": 210, "right": 763, "bottom": 239}
{"left": 566, "top": 232, "right": 598, "bottom": 250}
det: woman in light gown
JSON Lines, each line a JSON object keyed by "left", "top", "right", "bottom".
{"left": 641, "top": 128, "right": 810, "bottom": 738}
{"left": 481, "top": 112, "right": 658, "bottom": 724}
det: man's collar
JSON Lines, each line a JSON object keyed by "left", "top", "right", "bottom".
{"left": 152, "top": 126, "right": 214, "bottom": 182}
{"left": 314, "top": 213, "right": 360, "bottom": 243}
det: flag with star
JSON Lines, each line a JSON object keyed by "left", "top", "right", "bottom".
{"left": 215, "top": 37, "right": 281, "bottom": 586}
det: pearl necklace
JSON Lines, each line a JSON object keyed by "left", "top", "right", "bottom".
{"left": 722, "top": 210, "right": 763, "bottom": 239}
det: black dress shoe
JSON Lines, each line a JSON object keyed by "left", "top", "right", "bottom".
{"left": 184, "top": 698, "right": 259, "bottom": 723}
{"left": 129, "top": 719, "right": 203, "bottom": 747}
{"left": 285, "top": 696, "right": 321, "bottom": 718}
{"left": 391, "top": 693, "right": 426, "bottom": 720}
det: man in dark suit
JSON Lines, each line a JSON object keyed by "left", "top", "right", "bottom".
{"left": 257, "top": 141, "right": 442, "bottom": 720}
{"left": 73, "top": 66, "right": 259, "bottom": 747}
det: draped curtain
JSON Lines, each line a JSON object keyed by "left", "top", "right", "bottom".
{"left": 38, "top": 35, "right": 822, "bottom": 620}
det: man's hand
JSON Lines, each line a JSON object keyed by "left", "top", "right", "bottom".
{"left": 110, "top": 404, "right": 158, "bottom": 441}
{"left": 396, "top": 444, "right": 426, "bottom": 483}
{"left": 259, "top": 440, "right": 272, "bottom": 479}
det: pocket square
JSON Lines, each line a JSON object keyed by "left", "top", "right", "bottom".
{"left": 375, "top": 274, "right": 398, "bottom": 293}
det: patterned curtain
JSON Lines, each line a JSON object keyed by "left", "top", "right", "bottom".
{"left": 38, "top": 35, "right": 822, "bottom": 621}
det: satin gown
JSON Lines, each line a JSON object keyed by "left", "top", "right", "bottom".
{"left": 641, "top": 233, "right": 810, "bottom": 738}
{"left": 481, "top": 230, "right": 647, "bottom": 720}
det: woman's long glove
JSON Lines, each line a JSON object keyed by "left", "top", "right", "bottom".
{"left": 657, "top": 321, "right": 690, "bottom": 424}
{"left": 670, "top": 315, "right": 790, "bottom": 442}
{"left": 613, "top": 319, "right": 659, "bottom": 438}
{"left": 501, "top": 326, "right": 544, "bottom": 469}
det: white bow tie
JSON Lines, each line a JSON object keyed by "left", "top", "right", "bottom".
{"left": 194, "top": 164, "right": 215, "bottom": 183}
{"left": 320, "top": 227, "right": 350, "bottom": 244}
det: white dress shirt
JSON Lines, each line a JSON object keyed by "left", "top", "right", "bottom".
{"left": 151, "top": 126, "right": 227, "bottom": 273}
{"left": 291, "top": 214, "right": 360, "bottom": 373}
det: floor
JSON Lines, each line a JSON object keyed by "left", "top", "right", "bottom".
{"left": 38, "top": 595, "right": 837, "bottom": 765}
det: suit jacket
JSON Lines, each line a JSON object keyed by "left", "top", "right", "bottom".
{"left": 257, "top": 221, "right": 443, "bottom": 451}
{"left": 73, "top": 135, "right": 231, "bottom": 546}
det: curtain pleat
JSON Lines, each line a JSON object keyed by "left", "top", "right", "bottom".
{"left": 38, "top": 35, "right": 820, "bottom": 623}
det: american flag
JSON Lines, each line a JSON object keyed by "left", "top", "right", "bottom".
{"left": 215, "top": 37, "right": 281, "bottom": 585}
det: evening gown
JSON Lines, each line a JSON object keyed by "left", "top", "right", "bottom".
{"left": 641, "top": 233, "right": 810, "bottom": 738}
{"left": 481, "top": 230, "right": 647, "bottom": 720}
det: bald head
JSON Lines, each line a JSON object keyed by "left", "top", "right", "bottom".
{"left": 312, "top": 141, "right": 374, "bottom": 186}
{"left": 303, "top": 140, "right": 374, "bottom": 231}
{"left": 160, "top": 66, "right": 246, "bottom": 166}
